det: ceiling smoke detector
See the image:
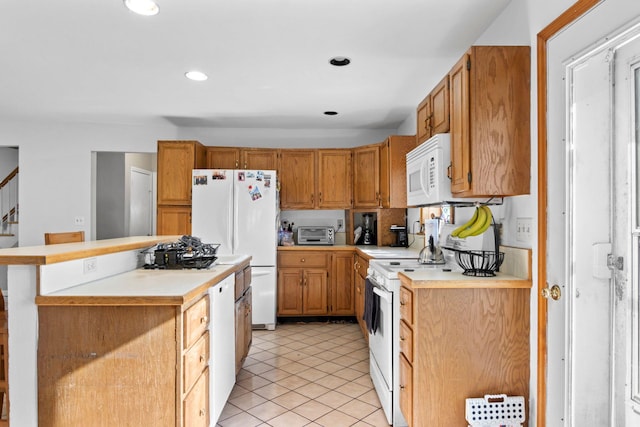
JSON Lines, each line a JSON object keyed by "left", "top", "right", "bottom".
{"left": 324, "top": 111, "right": 338, "bottom": 116}
{"left": 124, "top": 0, "right": 159, "bottom": 16}
{"left": 329, "top": 57, "right": 351, "bottom": 66}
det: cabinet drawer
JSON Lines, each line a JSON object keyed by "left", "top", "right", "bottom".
{"left": 399, "top": 286, "right": 413, "bottom": 325}
{"left": 184, "top": 295, "right": 209, "bottom": 349}
{"left": 278, "top": 252, "right": 328, "bottom": 268}
{"left": 184, "top": 332, "right": 209, "bottom": 393}
{"left": 184, "top": 368, "right": 209, "bottom": 427}
{"left": 399, "top": 320, "right": 413, "bottom": 363}
{"left": 355, "top": 256, "right": 369, "bottom": 279}
{"left": 399, "top": 354, "right": 413, "bottom": 425}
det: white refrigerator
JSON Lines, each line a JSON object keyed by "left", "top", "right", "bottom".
{"left": 192, "top": 169, "right": 278, "bottom": 330}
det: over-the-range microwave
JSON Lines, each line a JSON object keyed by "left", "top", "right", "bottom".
{"left": 406, "top": 133, "right": 467, "bottom": 207}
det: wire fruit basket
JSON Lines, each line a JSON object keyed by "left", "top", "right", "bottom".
{"left": 448, "top": 248, "right": 504, "bottom": 277}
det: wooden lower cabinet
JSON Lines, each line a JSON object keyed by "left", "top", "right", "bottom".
{"left": 38, "top": 294, "right": 211, "bottom": 426}
{"left": 277, "top": 250, "right": 355, "bottom": 317}
{"left": 157, "top": 205, "right": 191, "bottom": 235}
{"left": 398, "top": 283, "right": 530, "bottom": 426}
{"left": 353, "top": 254, "right": 369, "bottom": 340}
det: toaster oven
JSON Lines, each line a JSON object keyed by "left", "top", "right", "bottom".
{"left": 296, "top": 226, "right": 335, "bottom": 245}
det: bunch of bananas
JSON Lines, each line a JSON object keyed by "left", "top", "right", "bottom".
{"left": 451, "top": 205, "right": 493, "bottom": 238}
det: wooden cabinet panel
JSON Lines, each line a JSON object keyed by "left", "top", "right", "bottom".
{"left": 206, "top": 147, "right": 240, "bottom": 169}
{"left": 242, "top": 148, "right": 278, "bottom": 170}
{"left": 399, "top": 285, "right": 530, "bottom": 426}
{"left": 303, "top": 269, "right": 328, "bottom": 315}
{"left": 399, "top": 354, "right": 413, "bottom": 425}
{"left": 399, "top": 320, "right": 413, "bottom": 363}
{"left": 416, "top": 75, "right": 449, "bottom": 145}
{"left": 353, "top": 254, "right": 368, "bottom": 339}
{"left": 430, "top": 76, "right": 450, "bottom": 135}
{"left": 399, "top": 286, "right": 413, "bottom": 326}
{"left": 449, "top": 53, "right": 472, "bottom": 194}
{"left": 184, "top": 295, "right": 210, "bottom": 349}
{"left": 277, "top": 269, "right": 303, "bottom": 315}
{"left": 317, "top": 149, "right": 352, "bottom": 209}
{"left": 157, "top": 205, "right": 191, "bottom": 236}
{"left": 449, "top": 46, "right": 530, "bottom": 197}
{"left": 279, "top": 150, "right": 316, "bottom": 209}
{"left": 184, "top": 368, "right": 209, "bottom": 427}
{"left": 379, "top": 136, "right": 415, "bottom": 208}
{"left": 353, "top": 144, "right": 380, "bottom": 208}
{"left": 184, "top": 332, "right": 209, "bottom": 393}
{"left": 416, "top": 96, "right": 431, "bottom": 144}
{"left": 330, "top": 253, "right": 354, "bottom": 315}
{"left": 279, "top": 252, "right": 329, "bottom": 268}
{"left": 158, "top": 140, "right": 205, "bottom": 205}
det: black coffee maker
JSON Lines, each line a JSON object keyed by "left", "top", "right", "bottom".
{"left": 390, "top": 225, "right": 408, "bottom": 247}
{"left": 362, "top": 213, "right": 376, "bottom": 245}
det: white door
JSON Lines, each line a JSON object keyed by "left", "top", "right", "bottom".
{"left": 613, "top": 31, "right": 640, "bottom": 425}
{"left": 546, "top": 19, "right": 640, "bottom": 426}
{"left": 129, "top": 167, "right": 153, "bottom": 236}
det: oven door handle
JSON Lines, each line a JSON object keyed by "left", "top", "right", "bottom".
{"left": 372, "top": 286, "right": 392, "bottom": 304}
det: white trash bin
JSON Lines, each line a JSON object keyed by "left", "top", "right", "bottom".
{"left": 465, "top": 394, "right": 525, "bottom": 427}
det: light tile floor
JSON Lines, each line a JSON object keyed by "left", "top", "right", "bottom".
{"left": 216, "top": 322, "right": 389, "bottom": 427}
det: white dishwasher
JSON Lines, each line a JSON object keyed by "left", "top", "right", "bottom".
{"left": 210, "top": 274, "right": 235, "bottom": 424}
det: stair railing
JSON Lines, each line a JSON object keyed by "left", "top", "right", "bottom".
{"left": 0, "top": 167, "right": 18, "bottom": 234}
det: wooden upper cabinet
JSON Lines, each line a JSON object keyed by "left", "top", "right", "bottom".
{"left": 242, "top": 148, "right": 278, "bottom": 170}
{"left": 157, "top": 205, "right": 191, "bottom": 236}
{"left": 207, "top": 147, "right": 278, "bottom": 170}
{"left": 317, "top": 149, "right": 352, "bottom": 209}
{"left": 353, "top": 144, "right": 381, "bottom": 208}
{"left": 449, "top": 46, "right": 531, "bottom": 197}
{"left": 417, "top": 75, "right": 450, "bottom": 145}
{"left": 157, "top": 140, "right": 206, "bottom": 205}
{"left": 279, "top": 150, "right": 316, "bottom": 209}
{"left": 206, "top": 147, "right": 240, "bottom": 169}
{"left": 379, "top": 136, "right": 416, "bottom": 208}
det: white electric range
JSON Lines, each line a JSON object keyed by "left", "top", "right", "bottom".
{"left": 367, "top": 258, "right": 458, "bottom": 426}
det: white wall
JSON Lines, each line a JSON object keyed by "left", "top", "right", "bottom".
{"left": 0, "top": 120, "right": 178, "bottom": 246}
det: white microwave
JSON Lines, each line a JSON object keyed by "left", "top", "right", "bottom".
{"left": 406, "top": 133, "right": 466, "bottom": 207}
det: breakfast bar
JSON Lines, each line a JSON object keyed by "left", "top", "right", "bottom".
{"left": 0, "top": 236, "right": 248, "bottom": 427}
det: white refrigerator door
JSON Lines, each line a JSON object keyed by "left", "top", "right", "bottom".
{"left": 233, "top": 170, "right": 277, "bottom": 266}
{"left": 192, "top": 169, "right": 234, "bottom": 256}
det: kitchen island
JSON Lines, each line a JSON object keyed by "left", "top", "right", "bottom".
{"left": 0, "top": 236, "right": 249, "bottom": 427}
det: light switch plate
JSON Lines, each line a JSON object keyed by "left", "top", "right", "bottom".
{"left": 516, "top": 218, "right": 532, "bottom": 243}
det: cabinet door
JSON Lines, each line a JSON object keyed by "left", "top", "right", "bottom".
{"left": 430, "top": 75, "right": 450, "bottom": 135}
{"left": 303, "top": 269, "right": 328, "bottom": 315}
{"left": 279, "top": 150, "right": 316, "bottom": 209}
{"left": 416, "top": 95, "right": 432, "bottom": 144}
{"left": 158, "top": 141, "right": 199, "bottom": 205}
{"left": 353, "top": 145, "right": 380, "bottom": 208}
{"left": 354, "top": 255, "right": 368, "bottom": 339}
{"left": 277, "top": 269, "right": 303, "bottom": 315}
{"left": 317, "top": 149, "right": 352, "bottom": 209}
{"left": 399, "top": 354, "right": 413, "bottom": 425}
{"left": 243, "top": 287, "right": 252, "bottom": 357}
{"left": 157, "top": 205, "right": 191, "bottom": 235}
{"left": 242, "top": 149, "right": 278, "bottom": 170}
{"left": 449, "top": 53, "right": 472, "bottom": 194}
{"left": 206, "top": 147, "right": 240, "bottom": 169}
{"left": 331, "top": 253, "right": 354, "bottom": 315}
{"left": 379, "top": 136, "right": 415, "bottom": 209}
{"left": 235, "top": 299, "right": 244, "bottom": 374}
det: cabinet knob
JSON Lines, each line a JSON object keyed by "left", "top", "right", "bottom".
{"left": 235, "top": 160, "right": 239, "bottom": 168}
{"left": 200, "top": 354, "right": 206, "bottom": 363}
{"left": 400, "top": 385, "right": 406, "bottom": 390}
{"left": 200, "top": 315, "right": 208, "bottom": 324}
{"left": 400, "top": 336, "right": 405, "bottom": 341}
{"left": 300, "top": 258, "right": 305, "bottom": 263}
{"left": 399, "top": 301, "right": 406, "bottom": 306}
{"left": 319, "top": 192, "right": 323, "bottom": 203}
{"left": 199, "top": 409, "right": 206, "bottom": 417}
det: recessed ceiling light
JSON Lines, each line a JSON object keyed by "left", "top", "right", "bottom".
{"left": 185, "top": 71, "right": 208, "bottom": 82}
{"left": 324, "top": 111, "right": 338, "bottom": 116}
{"left": 329, "top": 57, "right": 351, "bottom": 66}
{"left": 124, "top": 0, "right": 159, "bottom": 16}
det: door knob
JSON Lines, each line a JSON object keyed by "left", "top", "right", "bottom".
{"left": 541, "top": 284, "right": 562, "bottom": 301}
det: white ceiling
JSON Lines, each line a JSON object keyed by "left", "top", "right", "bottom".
{"left": 0, "top": 0, "right": 512, "bottom": 130}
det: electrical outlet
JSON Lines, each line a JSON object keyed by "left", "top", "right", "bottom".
{"left": 337, "top": 219, "right": 344, "bottom": 230}
{"left": 516, "top": 218, "right": 533, "bottom": 243}
{"left": 74, "top": 216, "right": 85, "bottom": 225}
{"left": 83, "top": 257, "right": 97, "bottom": 274}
